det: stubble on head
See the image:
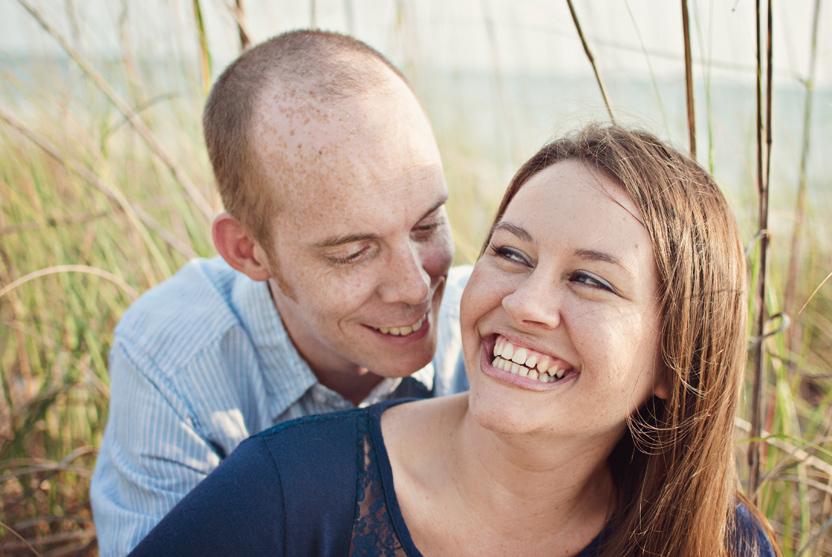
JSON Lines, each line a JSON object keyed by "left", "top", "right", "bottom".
{"left": 248, "top": 62, "right": 428, "bottom": 302}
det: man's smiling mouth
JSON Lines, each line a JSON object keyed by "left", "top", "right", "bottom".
{"left": 370, "top": 314, "right": 426, "bottom": 336}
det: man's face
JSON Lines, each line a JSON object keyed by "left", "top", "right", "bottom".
{"left": 252, "top": 79, "right": 454, "bottom": 383}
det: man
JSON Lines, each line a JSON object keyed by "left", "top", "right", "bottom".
{"left": 90, "top": 30, "right": 470, "bottom": 556}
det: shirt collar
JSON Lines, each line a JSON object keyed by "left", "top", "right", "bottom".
{"left": 232, "top": 277, "right": 317, "bottom": 421}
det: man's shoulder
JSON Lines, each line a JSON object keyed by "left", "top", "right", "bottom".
{"left": 114, "top": 257, "right": 260, "bottom": 368}
{"left": 256, "top": 405, "right": 367, "bottom": 449}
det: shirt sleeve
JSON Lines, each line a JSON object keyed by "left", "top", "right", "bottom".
{"left": 90, "top": 338, "right": 223, "bottom": 556}
{"left": 127, "top": 436, "right": 285, "bottom": 557}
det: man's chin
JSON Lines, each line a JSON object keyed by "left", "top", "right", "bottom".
{"left": 367, "top": 348, "right": 436, "bottom": 379}
{"left": 355, "top": 314, "right": 439, "bottom": 372}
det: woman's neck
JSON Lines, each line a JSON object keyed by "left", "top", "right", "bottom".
{"left": 455, "top": 402, "right": 616, "bottom": 520}
{"left": 385, "top": 395, "right": 619, "bottom": 556}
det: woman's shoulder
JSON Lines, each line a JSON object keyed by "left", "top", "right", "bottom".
{"left": 732, "top": 499, "right": 778, "bottom": 557}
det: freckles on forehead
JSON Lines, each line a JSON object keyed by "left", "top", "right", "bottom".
{"left": 253, "top": 89, "right": 355, "bottom": 198}
{"left": 253, "top": 82, "right": 444, "bottom": 234}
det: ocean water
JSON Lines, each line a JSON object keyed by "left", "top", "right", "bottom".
{"left": 4, "top": 55, "right": 831, "bottom": 238}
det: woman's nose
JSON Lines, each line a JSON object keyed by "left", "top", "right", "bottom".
{"left": 501, "top": 271, "right": 562, "bottom": 330}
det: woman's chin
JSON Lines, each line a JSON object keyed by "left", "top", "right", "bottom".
{"left": 466, "top": 387, "right": 548, "bottom": 437}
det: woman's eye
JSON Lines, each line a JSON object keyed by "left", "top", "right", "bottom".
{"left": 489, "top": 245, "right": 530, "bottom": 266}
{"left": 570, "top": 271, "right": 614, "bottom": 292}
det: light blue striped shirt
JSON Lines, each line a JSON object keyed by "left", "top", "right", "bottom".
{"left": 90, "top": 257, "right": 471, "bottom": 556}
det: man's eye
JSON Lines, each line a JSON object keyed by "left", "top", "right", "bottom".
{"left": 327, "top": 248, "right": 367, "bottom": 266}
{"left": 413, "top": 219, "right": 444, "bottom": 239}
{"left": 569, "top": 271, "right": 614, "bottom": 292}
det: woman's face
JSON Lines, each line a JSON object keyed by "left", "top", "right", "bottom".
{"left": 461, "top": 160, "right": 667, "bottom": 442}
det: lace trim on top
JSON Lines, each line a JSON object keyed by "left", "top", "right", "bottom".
{"left": 349, "top": 406, "right": 409, "bottom": 556}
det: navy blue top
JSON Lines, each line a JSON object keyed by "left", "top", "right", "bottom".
{"left": 129, "top": 399, "right": 775, "bottom": 556}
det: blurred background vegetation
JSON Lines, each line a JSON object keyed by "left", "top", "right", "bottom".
{"left": 1, "top": 0, "right": 831, "bottom": 554}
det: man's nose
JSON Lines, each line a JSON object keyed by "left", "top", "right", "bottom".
{"left": 378, "top": 242, "right": 431, "bottom": 306}
{"left": 501, "top": 271, "right": 562, "bottom": 330}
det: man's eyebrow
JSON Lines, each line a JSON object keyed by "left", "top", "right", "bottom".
{"left": 314, "top": 232, "right": 377, "bottom": 248}
{"left": 493, "top": 222, "right": 533, "bottom": 243}
{"left": 418, "top": 196, "right": 448, "bottom": 222}
{"left": 313, "top": 196, "right": 448, "bottom": 249}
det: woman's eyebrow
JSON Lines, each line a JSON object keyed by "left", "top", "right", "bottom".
{"left": 573, "top": 248, "right": 636, "bottom": 277}
{"left": 495, "top": 221, "right": 633, "bottom": 273}
{"left": 573, "top": 248, "right": 622, "bottom": 267}
{"left": 493, "top": 222, "right": 533, "bottom": 243}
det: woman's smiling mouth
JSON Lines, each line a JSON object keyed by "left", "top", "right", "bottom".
{"left": 485, "top": 335, "right": 577, "bottom": 385}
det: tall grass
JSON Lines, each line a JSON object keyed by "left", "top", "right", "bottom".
{"left": 1, "top": 1, "right": 831, "bottom": 555}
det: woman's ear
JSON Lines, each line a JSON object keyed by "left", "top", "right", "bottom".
{"left": 212, "top": 212, "right": 272, "bottom": 282}
{"left": 653, "top": 374, "right": 669, "bottom": 400}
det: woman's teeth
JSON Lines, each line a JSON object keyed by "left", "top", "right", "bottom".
{"left": 492, "top": 336, "right": 568, "bottom": 384}
{"left": 376, "top": 315, "right": 426, "bottom": 336}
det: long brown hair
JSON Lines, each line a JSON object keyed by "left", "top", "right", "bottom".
{"left": 485, "top": 125, "right": 780, "bottom": 556}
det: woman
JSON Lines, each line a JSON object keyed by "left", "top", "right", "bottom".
{"left": 130, "top": 125, "right": 779, "bottom": 556}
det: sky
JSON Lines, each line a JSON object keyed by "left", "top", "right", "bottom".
{"left": 2, "top": 0, "right": 830, "bottom": 213}
{"left": 1, "top": 0, "right": 829, "bottom": 87}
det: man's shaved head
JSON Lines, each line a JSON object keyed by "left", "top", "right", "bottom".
{"left": 207, "top": 30, "right": 453, "bottom": 394}
{"left": 203, "top": 30, "right": 415, "bottom": 244}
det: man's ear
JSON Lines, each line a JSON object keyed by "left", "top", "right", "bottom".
{"left": 212, "top": 212, "right": 272, "bottom": 282}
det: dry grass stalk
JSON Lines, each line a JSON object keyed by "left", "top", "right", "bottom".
{"left": 623, "top": 0, "right": 670, "bottom": 133}
{"left": 783, "top": 0, "right": 823, "bottom": 352}
{"left": 15, "top": 0, "right": 215, "bottom": 221}
{"left": 192, "top": 0, "right": 212, "bottom": 95}
{"left": 232, "top": 0, "right": 252, "bottom": 51}
{"left": 0, "top": 107, "right": 198, "bottom": 261}
{"left": 481, "top": 0, "right": 517, "bottom": 163}
{"left": 681, "top": 0, "right": 696, "bottom": 158}
{"left": 800, "top": 271, "right": 832, "bottom": 316}
{"left": 565, "top": 0, "right": 616, "bottom": 123}
{"left": 798, "top": 513, "right": 832, "bottom": 556}
{"left": 0, "top": 519, "right": 41, "bottom": 556}
{"left": 0, "top": 210, "right": 112, "bottom": 236}
{"left": 0, "top": 265, "right": 139, "bottom": 302}
{"left": 747, "top": 0, "right": 772, "bottom": 498}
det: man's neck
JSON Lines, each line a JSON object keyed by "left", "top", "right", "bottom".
{"left": 266, "top": 280, "right": 386, "bottom": 406}
{"left": 315, "top": 369, "right": 386, "bottom": 406}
